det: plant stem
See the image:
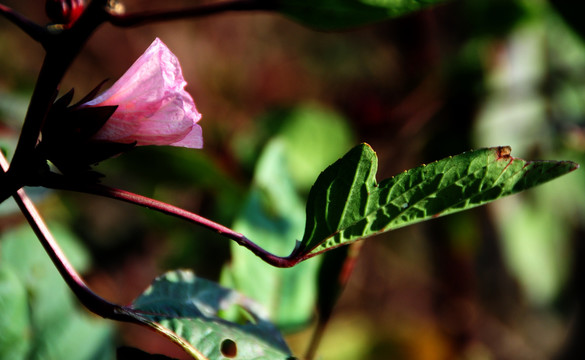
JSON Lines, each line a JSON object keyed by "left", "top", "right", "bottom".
{"left": 305, "top": 321, "right": 327, "bottom": 360}
{"left": 43, "top": 177, "right": 300, "bottom": 268}
{"left": 305, "top": 242, "right": 363, "bottom": 360}
{"left": 8, "top": 53, "right": 61, "bottom": 174}
{"left": 0, "top": 152, "right": 135, "bottom": 322}
{"left": 0, "top": 3, "right": 47, "bottom": 42}
{"left": 108, "top": 0, "right": 276, "bottom": 27}
{"left": 9, "top": 0, "right": 109, "bottom": 178}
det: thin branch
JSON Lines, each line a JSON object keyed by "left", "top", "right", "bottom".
{"left": 0, "top": 4, "right": 47, "bottom": 42}
{"left": 0, "top": 152, "right": 136, "bottom": 322}
{"left": 108, "top": 0, "right": 276, "bottom": 27}
{"left": 42, "top": 176, "right": 299, "bottom": 268}
{"left": 9, "top": 0, "right": 109, "bottom": 175}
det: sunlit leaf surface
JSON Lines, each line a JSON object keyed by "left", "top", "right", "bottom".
{"left": 129, "top": 270, "right": 294, "bottom": 360}
{"left": 294, "top": 144, "right": 578, "bottom": 259}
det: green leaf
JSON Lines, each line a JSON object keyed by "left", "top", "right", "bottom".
{"left": 277, "top": 0, "right": 447, "bottom": 30}
{"left": 221, "top": 140, "right": 320, "bottom": 331}
{"left": 0, "top": 223, "right": 114, "bottom": 360}
{"left": 294, "top": 144, "right": 578, "bottom": 259}
{"left": 129, "top": 270, "right": 294, "bottom": 360}
{"left": 0, "top": 267, "right": 30, "bottom": 360}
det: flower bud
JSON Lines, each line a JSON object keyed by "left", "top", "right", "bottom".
{"left": 37, "top": 38, "right": 202, "bottom": 180}
{"left": 46, "top": 0, "right": 84, "bottom": 26}
{"left": 83, "top": 38, "right": 203, "bottom": 149}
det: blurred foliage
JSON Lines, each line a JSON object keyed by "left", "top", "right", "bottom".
{"left": 222, "top": 105, "right": 353, "bottom": 332}
{"left": 472, "top": 0, "right": 585, "bottom": 307}
{"left": 232, "top": 103, "right": 354, "bottom": 191}
{"left": 221, "top": 140, "right": 321, "bottom": 332}
{"left": 0, "top": 222, "right": 114, "bottom": 360}
{"left": 278, "top": 0, "right": 448, "bottom": 30}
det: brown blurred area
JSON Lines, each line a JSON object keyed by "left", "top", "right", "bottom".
{"left": 1, "top": 1, "right": 584, "bottom": 359}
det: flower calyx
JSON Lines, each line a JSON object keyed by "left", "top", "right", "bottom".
{"left": 38, "top": 83, "right": 136, "bottom": 182}
{"left": 37, "top": 38, "right": 202, "bottom": 182}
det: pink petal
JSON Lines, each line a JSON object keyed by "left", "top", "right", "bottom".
{"left": 170, "top": 124, "right": 203, "bottom": 148}
{"left": 85, "top": 38, "right": 202, "bottom": 149}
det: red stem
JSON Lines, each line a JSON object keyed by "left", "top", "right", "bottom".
{"left": 42, "top": 177, "right": 299, "bottom": 268}
{"left": 0, "top": 152, "right": 137, "bottom": 322}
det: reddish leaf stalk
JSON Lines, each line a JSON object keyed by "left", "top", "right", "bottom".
{"left": 43, "top": 178, "right": 300, "bottom": 268}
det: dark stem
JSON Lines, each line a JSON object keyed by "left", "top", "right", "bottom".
{"left": 43, "top": 177, "right": 300, "bottom": 268}
{"left": 305, "top": 321, "right": 327, "bottom": 360}
{"left": 9, "top": 0, "right": 109, "bottom": 177}
{"left": 0, "top": 3, "right": 47, "bottom": 42}
{"left": 2, "top": 153, "right": 212, "bottom": 360}
{"left": 108, "top": 0, "right": 276, "bottom": 27}
{"left": 8, "top": 52, "right": 62, "bottom": 176}
{"left": 305, "top": 243, "right": 363, "bottom": 360}
{"left": 0, "top": 152, "right": 135, "bottom": 322}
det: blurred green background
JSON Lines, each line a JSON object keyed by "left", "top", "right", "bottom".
{"left": 1, "top": 0, "right": 585, "bottom": 359}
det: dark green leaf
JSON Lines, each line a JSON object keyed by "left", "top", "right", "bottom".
{"left": 277, "top": 0, "right": 448, "bottom": 30}
{"left": 295, "top": 144, "right": 578, "bottom": 259}
{"left": 129, "top": 270, "right": 293, "bottom": 360}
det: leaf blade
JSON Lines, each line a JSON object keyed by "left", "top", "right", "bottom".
{"left": 296, "top": 144, "right": 578, "bottom": 258}
{"left": 129, "top": 270, "right": 294, "bottom": 360}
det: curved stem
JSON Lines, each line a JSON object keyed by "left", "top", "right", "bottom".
{"left": 0, "top": 4, "right": 47, "bottom": 42}
{"left": 43, "top": 177, "right": 299, "bottom": 268}
{"left": 108, "top": 0, "right": 276, "bottom": 27}
{"left": 0, "top": 152, "right": 136, "bottom": 322}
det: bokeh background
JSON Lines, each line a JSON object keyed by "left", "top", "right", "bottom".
{"left": 1, "top": 0, "right": 585, "bottom": 359}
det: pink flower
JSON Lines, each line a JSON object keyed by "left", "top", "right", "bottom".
{"left": 84, "top": 38, "right": 202, "bottom": 149}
